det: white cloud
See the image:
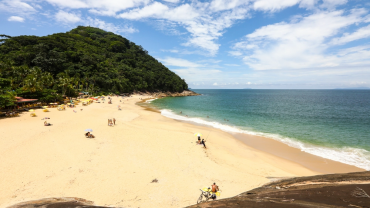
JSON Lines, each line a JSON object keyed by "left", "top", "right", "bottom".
{"left": 162, "top": 0, "right": 180, "bottom": 3}
{"left": 173, "top": 68, "right": 222, "bottom": 82}
{"left": 209, "top": 0, "right": 250, "bottom": 12}
{"left": 213, "top": 82, "right": 218, "bottom": 85}
{"left": 84, "top": 17, "right": 138, "bottom": 33}
{"left": 118, "top": 1, "right": 250, "bottom": 55}
{"left": 161, "top": 49, "right": 179, "bottom": 53}
{"left": 159, "top": 57, "right": 202, "bottom": 68}
{"left": 331, "top": 24, "right": 370, "bottom": 45}
{"left": 46, "top": 0, "right": 150, "bottom": 16}
{"left": 55, "top": 11, "right": 81, "bottom": 23}
{"left": 8, "top": 16, "right": 25, "bottom": 22}
{"left": 321, "top": 0, "right": 347, "bottom": 9}
{"left": 46, "top": 0, "right": 88, "bottom": 9}
{"left": 53, "top": 11, "right": 137, "bottom": 33}
{"left": 233, "top": 10, "right": 370, "bottom": 70}
{"left": 252, "top": 0, "right": 347, "bottom": 12}
{"left": 0, "top": 0, "right": 37, "bottom": 15}
{"left": 229, "top": 51, "right": 243, "bottom": 56}
{"left": 253, "top": 0, "right": 301, "bottom": 12}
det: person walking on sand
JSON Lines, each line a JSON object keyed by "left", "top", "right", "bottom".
{"left": 113, "top": 118, "right": 116, "bottom": 125}
{"left": 201, "top": 139, "right": 207, "bottom": 149}
{"left": 211, "top": 183, "right": 219, "bottom": 200}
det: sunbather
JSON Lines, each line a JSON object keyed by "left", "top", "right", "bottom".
{"left": 87, "top": 132, "right": 95, "bottom": 138}
{"left": 108, "top": 119, "right": 113, "bottom": 126}
{"left": 44, "top": 121, "right": 51, "bottom": 126}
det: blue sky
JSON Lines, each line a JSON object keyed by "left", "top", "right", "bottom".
{"left": 1, "top": 0, "right": 370, "bottom": 89}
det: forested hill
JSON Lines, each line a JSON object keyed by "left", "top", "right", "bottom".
{"left": 0, "top": 26, "right": 188, "bottom": 99}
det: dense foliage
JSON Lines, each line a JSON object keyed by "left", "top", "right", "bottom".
{"left": 0, "top": 26, "right": 188, "bottom": 108}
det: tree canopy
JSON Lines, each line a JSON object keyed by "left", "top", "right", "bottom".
{"left": 0, "top": 26, "right": 188, "bottom": 108}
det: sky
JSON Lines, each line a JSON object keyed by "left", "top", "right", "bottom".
{"left": 1, "top": 0, "right": 370, "bottom": 89}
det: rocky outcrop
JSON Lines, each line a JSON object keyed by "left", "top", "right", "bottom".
{"left": 135, "top": 90, "right": 200, "bottom": 98}
{"left": 187, "top": 171, "right": 370, "bottom": 208}
{"left": 7, "top": 197, "right": 97, "bottom": 208}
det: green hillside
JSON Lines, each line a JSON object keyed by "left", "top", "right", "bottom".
{"left": 0, "top": 26, "right": 188, "bottom": 107}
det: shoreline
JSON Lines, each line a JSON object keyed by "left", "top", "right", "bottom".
{"left": 142, "top": 96, "right": 364, "bottom": 174}
{"left": 0, "top": 94, "right": 364, "bottom": 208}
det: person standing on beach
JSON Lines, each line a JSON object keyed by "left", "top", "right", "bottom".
{"left": 211, "top": 183, "right": 219, "bottom": 200}
{"left": 201, "top": 139, "right": 206, "bottom": 149}
{"left": 113, "top": 118, "right": 116, "bottom": 125}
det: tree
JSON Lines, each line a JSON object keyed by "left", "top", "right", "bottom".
{"left": 0, "top": 78, "right": 16, "bottom": 109}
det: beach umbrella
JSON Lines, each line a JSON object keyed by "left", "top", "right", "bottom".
{"left": 49, "top": 103, "right": 54, "bottom": 104}
{"left": 85, "top": 129, "right": 93, "bottom": 132}
{"left": 194, "top": 133, "right": 202, "bottom": 137}
{"left": 29, "top": 109, "right": 35, "bottom": 112}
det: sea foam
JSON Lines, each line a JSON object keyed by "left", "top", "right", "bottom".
{"left": 145, "top": 98, "right": 157, "bottom": 103}
{"left": 161, "top": 109, "right": 370, "bottom": 170}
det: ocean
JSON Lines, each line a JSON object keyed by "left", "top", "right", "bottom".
{"left": 147, "top": 89, "right": 370, "bottom": 170}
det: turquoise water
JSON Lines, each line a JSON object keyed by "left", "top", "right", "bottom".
{"left": 149, "top": 89, "right": 370, "bottom": 170}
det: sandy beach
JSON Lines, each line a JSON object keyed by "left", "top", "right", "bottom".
{"left": 0, "top": 95, "right": 363, "bottom": 208}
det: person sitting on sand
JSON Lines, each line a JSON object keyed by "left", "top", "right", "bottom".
{"left": 197, "top": 137, "right": 201, "bottom": 144}
{"left": 210, "top": 183, "right": 219, "bottom": 200}
{"left": 87, "top": 132, "right": 95, "bottom": 138}
{"left": 44, "top": 121, "right": 51, "bottom": 126}
{"left": 108, "top": 119, "right": 113, "bottom": 126}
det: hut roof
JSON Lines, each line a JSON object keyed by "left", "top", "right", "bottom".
{"left": 15, "top": 97, "right": 38, "bottom": 103}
